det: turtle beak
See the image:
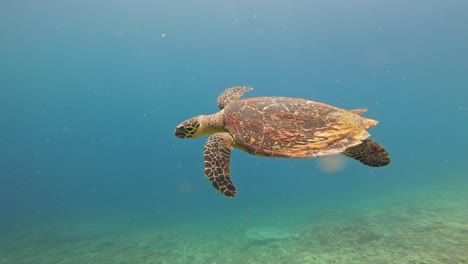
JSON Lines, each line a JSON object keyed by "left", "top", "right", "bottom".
{"left": 174, "top": 126, "right": 187, "bottom": 138}
{"left": 174, "top": 118, "right": 200, "bottom": 138}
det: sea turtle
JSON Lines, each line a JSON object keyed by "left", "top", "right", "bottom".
{"left": 174, "top": 86, "right": 390, "bottom": 197}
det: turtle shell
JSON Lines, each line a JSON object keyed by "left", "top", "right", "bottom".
{"left": 223, "top": 97, "right": 373, "bottom": 158}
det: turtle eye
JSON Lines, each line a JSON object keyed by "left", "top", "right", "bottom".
{"left": 185, "top": 125, "right": 197, "bottom": 137}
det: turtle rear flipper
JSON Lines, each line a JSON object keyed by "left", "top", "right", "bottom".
{"left": 348, "top": 108, "right": 368, "bottom": 115}
{"left": 342, "top": 139, "right": 390, "bottom": 167}
{"left": 204, "top": 133, "right": 237, "bottom": 197}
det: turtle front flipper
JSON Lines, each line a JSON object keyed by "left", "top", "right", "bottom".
{"left": 342, "top": 139, "right": 390, "bottom": 167}
{"left": 217, "top": 86, "right": 253, "bottom": 110}
{"left": 204, "top": 133, "right": 237, "bottom": 197}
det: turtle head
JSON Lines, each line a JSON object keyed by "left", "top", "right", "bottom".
{"left": 175, "top": 112, "right": 224, "bottom": 138}
{"left": 174, "top": 116, "right": 205, "bottom": 138}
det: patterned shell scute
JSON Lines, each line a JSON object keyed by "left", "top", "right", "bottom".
{"left": 223, "top": 97, "right": 367, "bottom": 158}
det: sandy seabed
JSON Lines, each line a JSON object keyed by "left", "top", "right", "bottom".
{"left": 2, "top": 182, "right": 467, "bottom": 264}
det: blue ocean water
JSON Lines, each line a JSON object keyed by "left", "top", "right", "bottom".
{"left": 1, "top": 1, "right": 467, "bottom": 263}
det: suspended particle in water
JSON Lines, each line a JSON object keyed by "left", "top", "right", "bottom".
{"left": 317, "top": 155, "right": 347, "bottom": 173}
{"left": 179, "top": 181, "right": 195, "bottom": 193}
{"left": 161, "top": 33, "right": 166, "bottom": 38}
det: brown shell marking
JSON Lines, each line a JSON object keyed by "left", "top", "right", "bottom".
{"left": 223, "top": 97, "right": 374, "bottom": 158}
